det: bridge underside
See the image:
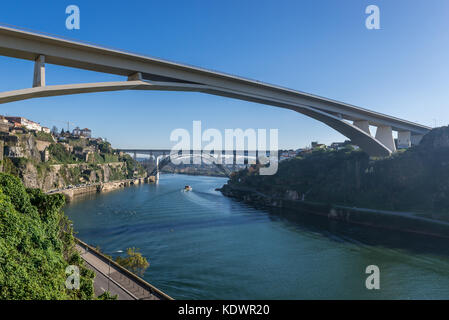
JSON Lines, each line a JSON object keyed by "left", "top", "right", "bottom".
{"left": 0, "top": 26, "right": 431, "bottom": 157}
{"left": 0, "top": 75, "right": 411, "bottom": 157}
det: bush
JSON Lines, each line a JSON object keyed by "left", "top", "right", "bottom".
{"left": 97, "top": 291, "right": 118, "bottom": 300}
{"left": 115, "top": 248, "right": 150, "bottom": 276}
{"left": 0, "top": 173, "right": 95, "bottom": 299}
{"left": 48, "top": 143, "right": 77, "bottom": 164}
{"left": 34, "top": 131, "right": 54, "bottom": 142}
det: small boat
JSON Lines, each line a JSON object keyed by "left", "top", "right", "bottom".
{"left": 184, "top": 185, "right": 193, "bottom": 192}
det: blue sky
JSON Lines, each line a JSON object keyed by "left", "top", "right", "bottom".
{"left": 0, "top": 0, "right": 448, "bottom": 149}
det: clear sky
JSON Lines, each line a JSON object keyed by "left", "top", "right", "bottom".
{"left": 0, "top": 0, "right": 448, "bottom": 149}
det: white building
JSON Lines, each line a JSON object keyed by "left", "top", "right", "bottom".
{"left": 72, "top": 126, "right": 81, "bottom": 136}
{"left": 5, "top": 116, "right": 42, "bottom": 131}
{"left": 72, "top": 126, "right": 92, "bottom": 138}
{"left": 80, "top": 128, "right": 92, "bottom": 138}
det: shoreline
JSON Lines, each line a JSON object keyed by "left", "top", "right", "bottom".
{"left": 218, "top": 184, "right": 449, "bottom": 239}
{"left": 47, "top": 176, "right": 156, "bottom": 201}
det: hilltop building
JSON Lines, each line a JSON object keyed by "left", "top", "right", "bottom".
{"left": 330, "top": 142, "right": 347, "bottom": 150}
{"left": 311, "top": 141, "right": 327, "bottom": 150}
{"left": 4, "top": 116, "right": 42, "bottom": 132}
{"left": 280, "top": 149, "right": 300, "bottom": 161}
{"left": 72, "top": 127, "right": 92, "bottom": 138}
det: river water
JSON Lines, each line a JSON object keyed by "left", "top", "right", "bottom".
{"left": 64, "top": 174, "right": 449, "bottom": 299}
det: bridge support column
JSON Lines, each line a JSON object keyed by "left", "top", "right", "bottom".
{"left": 33, "top": 55, "right": 45, "bottom": 87}
{"left": 128, "top": 72, "right": 142, "bottom": 81}
{"left": 353, "top": 120, "right": 371, "bottom": 135}
{"left": 155, "top": 155, "right": 160, "bottom": 182}
{"left": 133, "top": 152, "right": 137, "bottom": 160}
{"left": 397, "top": 131, "right": 411, "bottom": 149}
{"left": 375, "top": 125, "right": 396, "bottom": 153}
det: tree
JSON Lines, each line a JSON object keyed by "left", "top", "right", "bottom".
{"left": 115, "top": 248, "right": 150, "bottom": 276}
{"left": 51, "top": 125, "right": 59, "bottom": 136}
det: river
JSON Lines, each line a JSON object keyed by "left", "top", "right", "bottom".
{"left": 64, "top": 174, "right": 449, "bottom": 299}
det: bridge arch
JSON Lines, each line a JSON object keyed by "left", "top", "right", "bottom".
{"left": 0, "top": 79, "right": 396, "bottom": 157}
{"left": 0, "top": 26, "right": 431, "bottom": 157}
{"left": 148, "top": 153, "right": 239, "bottom": 178}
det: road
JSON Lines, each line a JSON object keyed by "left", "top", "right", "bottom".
{"left": 76, "top": 244, "right": 164, "bottom": 300}
{"left": 82, "top": 257, "right": 136, "bottom": 300}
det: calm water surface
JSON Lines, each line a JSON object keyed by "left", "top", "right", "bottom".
{"left": 64, "top": 174, "right": 449, "bottom": 299}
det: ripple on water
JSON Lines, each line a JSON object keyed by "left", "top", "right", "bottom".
{"left": 65, "top": 174, "right": 449, "bottom": 300}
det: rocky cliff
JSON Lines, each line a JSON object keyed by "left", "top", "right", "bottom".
{"left": 0, "top": 131, "right": 145, "bottom": 192}
{"left": 220, "top": 126, "right": 449, "bottom": 219}
{"left": 20, "top": 161, "right": 128, "bottom": 191}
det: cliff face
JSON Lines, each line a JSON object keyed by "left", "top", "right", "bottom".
{"left": 2, "top": 133, "right": 50, "bottom": 161}
{"left": 0, "top": 131, "right": 144, "bottom": 192}
{"left": 221, "top": 126, "right": 449, "bottom": 216}
{"left": 20, "top": 161, "right": 127, "bottom": 191}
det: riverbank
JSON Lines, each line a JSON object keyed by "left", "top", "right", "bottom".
{"left": 64, "top": 174, "right": 449, "bottom": 299}
{"left": 47, "top": 176, "right": 156, "bottom": 201}
{"left": 218, "top": 184, "right": 449, "bottom": 239}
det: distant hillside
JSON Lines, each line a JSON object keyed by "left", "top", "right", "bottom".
{"left": 221, "top": 126, "right": 449, "bottom": 219}
{"left": 0, "top": 130, "right": 146, "bottom": 191}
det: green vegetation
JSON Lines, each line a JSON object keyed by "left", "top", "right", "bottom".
{"left": 33, "top": 131, "right": 54, "bottom": 142}
{"left": 109, "top": 166, "right": 126, "bottom": 181}
{"left": 97, "top": 291, "right": 118, "bottom": 300}
{"left": 98, "top": 141, "right": 113, "bottom": 154}
{"left": 0, "top": 173, "right": 95, "bottom": 299}
{"left": 115, "top": 247, "right": 150, "bottom": 276}
{"left": 1, "top": 158, "right": 21, "bottom": 177}
{"left": 48, "top": 143, "right": 77, "bottom": 164}
{"left": 36, "top": 162, "right": 51, "bottom": 179}
{"left": 1, "top": 129, "right": 146, "bottom": 192}
{"left": 102, "top": 153, "right": 119, "bottom": 163}
{"left": 120, "top": 154, "right": 145, "bottom": 178}
{"left": 226, "top": 126, "right": 449, "bottom": 217}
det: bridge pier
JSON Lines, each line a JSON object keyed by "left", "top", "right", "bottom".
{"left": 128, "top": 72, "right": 142, "bottom": 81}
{"left": 353, "top": 120, "right": 371, "bottom": 135}
{"left": 33, "top": 55, "right": 45, "bottom": 87}
{"left": 155, "top": 155, "right": 161, "bottom": 182}
{"left": 375, "top": 125, "right": 396, "bottom": 153}
{"left": 397, "top": 131, "right": 411, "bottom": 149}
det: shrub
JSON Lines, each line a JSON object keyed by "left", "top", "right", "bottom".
{"left": 0, "top": 173, "right": 94, "bottom": 299}
{"left": 115, "top": 247, "right": 150, "bottom": 276}
{"left": 48, "top": 143, "right": 77, "bottom": 164}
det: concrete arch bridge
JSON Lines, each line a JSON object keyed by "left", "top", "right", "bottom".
{"left": 0, "top": 25, "right": 432, "bottom": 157}
{"left": 121, "top": 149, "right": 261, "bottom": 180}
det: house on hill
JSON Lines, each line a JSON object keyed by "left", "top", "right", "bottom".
{"left": 4, "top": 116, "right": 42, "bottom": 132}
{"left": 72, "top": 127, "right": 92, "bottom": 138}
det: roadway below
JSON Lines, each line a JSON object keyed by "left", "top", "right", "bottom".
{"left": 76, "top": 244, "right": 165, "bottom": 300}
